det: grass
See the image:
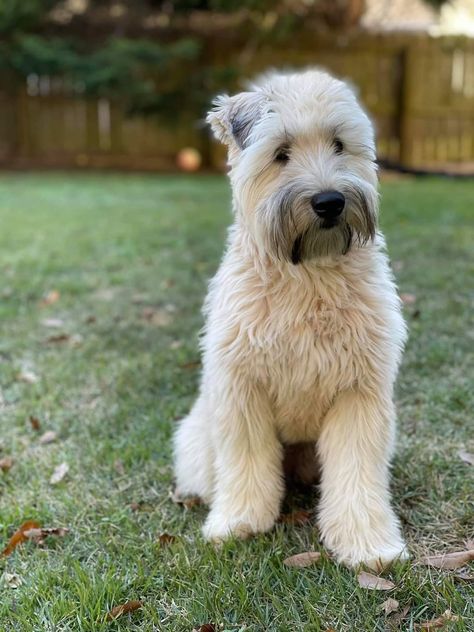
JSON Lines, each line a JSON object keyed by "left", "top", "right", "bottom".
{"left": 0, "top": 171, "right": 473, "bottom": 631}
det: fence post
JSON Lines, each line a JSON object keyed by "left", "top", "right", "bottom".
{"left": 398, "top": 43, "right": 417, "bottom": 169}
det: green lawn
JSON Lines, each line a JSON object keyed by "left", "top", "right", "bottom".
{"left": 0, "top": 172, "right": 473, "bottom": 631}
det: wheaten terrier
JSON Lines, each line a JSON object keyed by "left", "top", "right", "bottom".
{"left": 174, "top": 69, "right": 408, "bottom": 570}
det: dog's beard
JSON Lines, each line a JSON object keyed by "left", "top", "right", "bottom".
{"left": 267, "top": 183, "right": 376, "bottom": 264}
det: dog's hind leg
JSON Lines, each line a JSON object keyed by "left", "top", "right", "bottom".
{"left": 317, "top": 388, "right": 408, "bottom": 570}
{"left": 173, "top": 395, "right": 215, "bottom": 504}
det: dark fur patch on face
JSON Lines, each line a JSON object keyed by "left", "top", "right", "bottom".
{"left": 291, "top": 235, "right": 303, "bottom": 264}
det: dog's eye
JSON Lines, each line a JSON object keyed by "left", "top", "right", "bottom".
{"left": 275, "top": 147, "right": 290, "bottom": 163}
{"left": 334, "top": 138, "right": 344, "bottom": 154}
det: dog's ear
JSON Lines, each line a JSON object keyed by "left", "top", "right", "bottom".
{"left": 207, "top": 91, "right": 267, "bottom": 149}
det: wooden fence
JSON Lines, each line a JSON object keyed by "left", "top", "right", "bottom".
{"left": 0, "top": 33, "right": 473, "bottom": 172}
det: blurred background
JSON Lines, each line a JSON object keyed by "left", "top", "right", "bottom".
{"left": 0, "top": 0, "right": 474, "bottom": 175}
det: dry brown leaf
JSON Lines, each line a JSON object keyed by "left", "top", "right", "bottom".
{"left": 16, "top": 370, "right": 39, "bottom": 384}
{"left": 400, "top": 292, "right": 417, "bottom": 305}
{"left": 389, "top": 605, "right": 411, "bottom": 625}
{"left": 39, "top": 430, "right": 58, "bottom": 445}
{"left": 40, "top": 290, "right": 60, "bottom": 307}
{"left": 45, "top": 333, "right": 70, "bottom": 344}
{"left": 419, "top": 549, "right": 474, "bottom": 570}
{"left": 2, "top": 572, "right": 22, "bottom": 588}
{"left": 458, "top": 450, "right": 474, "bottom": 465}
{"left": 41, "top": 318, "right": 64, "bottom": 328}
{"left": 278, "top": 509, "right": 312, "bottom": 525}
{"left": 194, "top": 625, "right": 215, "bottom": 632}
{"left": 454, "top": 568, "right": 474, "bottom": 581}
{"left": 29, "top": 415, "right": 41, "bottom": 431}
{"left": 158, "top": 533, "right": 177, "bottom": 546}
{"left": 107, "top": 600, "right": 143, "bottom": 621}
{"left": 357, "top": 571, "right": 395, "bottom": 591}
{"left": 414, "top": 610, "right": 460, "bottom": 630}
{"left": 180, "top": 360, "right": 201, "bottom": 370}
{"left": 170, "top": 489, "right": 201, "bottom": 509}
{"left": 141, "top": 307, "right": 171, "bottom": 327}
{"left": 1, "top": 520, "right": 41, "bottom": 556}
{"left": 23, "top": 526, "right": 69, "bottom": 545}
{"left": 283, "top": 551, "right": 322, "bottom": 567}
{"left": 50, "top": 462, "right": 69, "bottom": 485}
{"left": 0, "top": 456, "right": 14, "bottom": 472}
{"left": 381, "top": 597, "right": 399, "bottom": 615}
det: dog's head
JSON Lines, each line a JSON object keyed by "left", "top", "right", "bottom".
{"left": 207, "top": 69, "right": 378, "bottom": 262}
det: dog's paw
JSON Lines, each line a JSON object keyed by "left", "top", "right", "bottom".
{"left": 360, "top": 543, "right": 410, "bottom": 572}
{"left": 335, "top": 541, "right": 409, "bottom": 571}
{"left": 202, "top": 509, "right": 276, "bottom": 543}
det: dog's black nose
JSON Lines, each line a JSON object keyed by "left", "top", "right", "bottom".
{"left": 311, "top": 191, "right": 345, "bottom": 218}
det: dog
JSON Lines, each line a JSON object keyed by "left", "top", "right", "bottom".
{"left": 173, "top": 69, "right": 408, "bottom": 570}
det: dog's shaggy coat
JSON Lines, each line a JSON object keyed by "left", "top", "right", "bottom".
{"left": 174, "top": 69, "right": 408, "bottom": 569}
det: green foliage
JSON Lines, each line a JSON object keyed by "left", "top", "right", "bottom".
{"left": 0, "top": 34, "right": 202, "bottom": 119}
{"left": 0, "top": 0, "right": 57, "bottom": 34}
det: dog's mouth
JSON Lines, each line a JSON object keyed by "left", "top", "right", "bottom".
{"left": 291, "top": 222, "right": 353, "bottom": 264}
{"left": 320, "top": 218, "right": 340, "bottom": 230}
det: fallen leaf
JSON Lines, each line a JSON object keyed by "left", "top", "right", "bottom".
{"left": 419, "top": 549, "right": 474, "bottom": 570}
{"left": 29, "top": 415, "right": 41, "bottom": 431}
{"left": 278, "top": 509, "right": 312, "bottom": 525}
{"left": 50, "top": 462, "right": 69, "bottom": 485}
{"left": 2, "top": 572, "right": 22, "bottom": 588}
{"left": 158, "top": 533, "right": 176, "bottom": 546}
{"left": 141, "top": 306, "right": 173, "bottom": 326}
{"left": 129, "top": 501, "right": 153, "bottom": 512}
{"left": 107, "top": 600, "right": 143, "bottom": 621}
{"left": 381, "top": 597, "right": 399, "bottom": 615}
{"left": 400, "top": 292, "right": 417, "bottom": 305}
{"left": 357, "top": 571, "right": 395, "bottom": 591}
{"left": 170, "top": 489, "right": 201, "bottom": 509}
{"left": 1, "top": 520, "right": 41, "bottom": 556}
{"left": 180, "top": 360, "right": 201, "bottom": 370}
{"left": 194, "top": 625, "right": 215, "bottom": 632}
{"left": 40, "top": 290, "right": 60, "bottom": 307}
{"left": 458, "top": 450, "right": 474, "bottom": 465}
{"left": 389, "top": 605, "right": 411, "bottom": 625}
{"left": 41, "top": 317, "right": 64, "bottom": 328}
{"left": 85, "top": 315, "right": 96, "bottom": 324}
{"left": 414, "top": 610, "right": 460, "bottom": 630}
{"left": 454, "top": 568, "right": 474, "bottom": 581}
{"left": 23, "top": 526, "right": 69, "bottom": 545}
{"left": 16, "top": 370, "right": 39, "bottom": 384}
{"left": 0, "top": 456, "right": 14, "bottom": 472}
{"left": 283, "top": 551, "right": 322, "bottom": 567}
{"left": 39, "top": 430, "right": 57, "bottom": 445}
{"left": 45, "top": 333, "right": 70, "bottom": 344}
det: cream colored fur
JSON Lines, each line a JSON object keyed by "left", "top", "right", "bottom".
{"left": 173, "top": 69, "right": 408, "bottom": 570}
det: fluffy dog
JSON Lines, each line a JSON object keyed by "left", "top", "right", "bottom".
{"left": 174, "top": 69, "right": 408, "bottom": 569}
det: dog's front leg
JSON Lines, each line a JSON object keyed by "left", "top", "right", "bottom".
{"left": 317, "top": 389, "right": 408, "bottom": 570}
{"left": 203, "top": 380, "right": 284, "bottom": 542}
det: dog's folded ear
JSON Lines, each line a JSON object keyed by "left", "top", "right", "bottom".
{"left": 207, "top": 91, "right": 267, "bottom": 149}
